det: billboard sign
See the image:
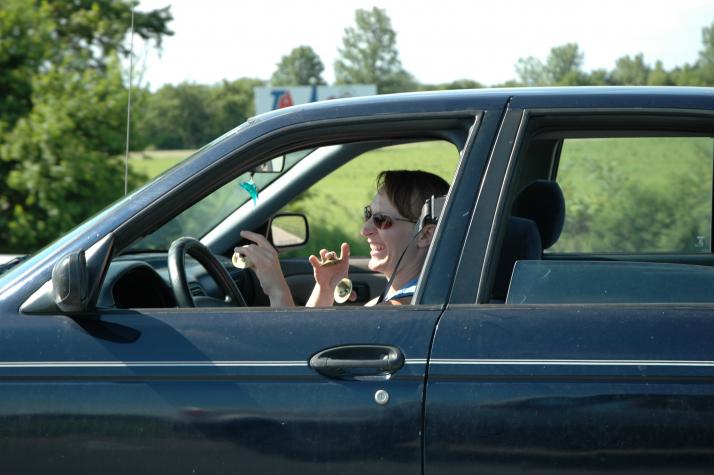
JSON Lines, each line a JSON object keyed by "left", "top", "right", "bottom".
{"left": 254, "top": 84, "right": 377, "bottom": 115}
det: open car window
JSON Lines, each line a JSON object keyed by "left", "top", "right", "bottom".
{"left": 493, "top": 114, "right": 714, "bottom": 305}
{"left": 280, "top": 141, "right": 460, "bottom": 259}
{"left": 127, "top": 149, "right": 313, "bottom": 252}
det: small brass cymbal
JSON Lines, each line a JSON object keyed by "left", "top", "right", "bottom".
{"left": 334, "top": 278, "right": 353, "bottom": 304}
{"left": 232, "top": 252, "right": 251, "bottom": 269}
{"left": 319, "top": 252, "right": 340, "bottom": 266}
{"left": 318, "top": 253, "right": 352, "bottom": 303}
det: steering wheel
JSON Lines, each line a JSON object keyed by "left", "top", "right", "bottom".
{"left": 168, "top": 237, "right": 247, "bottom": 307}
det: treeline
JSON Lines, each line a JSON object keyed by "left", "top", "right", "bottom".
{"left": 135, "top": 7, "right": 714, "bottom": 150}
{"left": 1, "top": 1, "right": 713, "bottom": 252}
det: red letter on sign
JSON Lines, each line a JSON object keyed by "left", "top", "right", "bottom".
{"left": 278, "top": 91, "right": 293, "bottom": 108}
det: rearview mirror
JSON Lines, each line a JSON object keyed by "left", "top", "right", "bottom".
{"left": 251, "top": 156, "right": 285, "bottom": 174}
{"left": 269, "top": 213, "right": 309, "bottom": 250}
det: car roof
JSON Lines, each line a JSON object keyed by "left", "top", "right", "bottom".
{"left": 251, "top": 86, "right": 714, "bottom": 124}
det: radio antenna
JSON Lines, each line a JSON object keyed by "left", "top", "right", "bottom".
{"left": 123, "top": 0, "right": 136, "bottom": 196}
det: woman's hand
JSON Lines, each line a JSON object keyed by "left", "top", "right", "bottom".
{"left": 306, "top": 243, "right": 350, "bottom": 306}
{"left": 236, "top": 230, "right": 294, "bottom": 307}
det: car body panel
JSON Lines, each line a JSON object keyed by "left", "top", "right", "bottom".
{"left": 425, "top": 306, "right": 714, "bottom": 474}
{"left": 0, "top": 305, "right": 442, "bottom": 474}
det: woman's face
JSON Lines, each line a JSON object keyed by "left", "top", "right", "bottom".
{"left": 360, "top": 191, "right": 416, "bottom": 276}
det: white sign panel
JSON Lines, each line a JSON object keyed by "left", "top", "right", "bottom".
{"left": 254, "top": 85, "right": 377, "bottom": 115}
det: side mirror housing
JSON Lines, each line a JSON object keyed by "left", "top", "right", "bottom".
{"left": 52, "top": 251, "right": 89, "bottom": 314}
{"left": 21, "top": 234, "right": 114, "bottom": 316}
{"left": 268, "top": 213, "right": 309, "bottom": 250}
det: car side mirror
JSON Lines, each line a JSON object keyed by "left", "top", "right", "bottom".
{"left": 21, "top": 233, "right": 114, "bottom": 316}
{"left": 52, "top": 251, "right": 89, "bottom": 314}
{"left": 268, "top": 213, "right": 309, "bottom": 250}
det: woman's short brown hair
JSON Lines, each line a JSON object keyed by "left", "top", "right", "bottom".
{"left": 376, "top": 170, "right": 450, "bottom": 221}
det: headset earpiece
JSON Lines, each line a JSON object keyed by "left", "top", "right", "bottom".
{"left": 414, "top": 195, "right": 446, "bottom": 236}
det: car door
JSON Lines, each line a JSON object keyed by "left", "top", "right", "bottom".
{"left": 0, "top": 292, "right": 440, "bottom": 474}
{"left": 0, "top": 99, "right": 507, "bottom": 474}
{"left": 425, "top": 94, "right": 714, "bottom": 474}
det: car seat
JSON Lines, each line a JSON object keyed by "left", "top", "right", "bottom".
{"left": 511, "top": 179, "right": 566, "bottom": 254}
{"left": 491, "top": 180, "right": 566, "bottom": 301}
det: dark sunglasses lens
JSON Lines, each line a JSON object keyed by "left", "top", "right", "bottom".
{"left": 364, "top": 206, "right": 393, "bottom": 229}
{"left": 372, "top": 213, "right": 392, "bottom": 229}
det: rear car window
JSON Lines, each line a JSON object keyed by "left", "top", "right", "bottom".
{"left": 550, "top": 137, "right": 714, "bottom": 254}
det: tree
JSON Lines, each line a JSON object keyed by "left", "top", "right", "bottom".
{"left": 271, "top": 46, "right": 325, "bottom": 86}
{"left": 417, "top": 79, "right": 483, "bottom": 91}
{"left": 0, "top": 57, "right": 145, "bottom": 251}
{"left": 611, "top": 54, "right": 650, "bottom": 85}
{"left": 647, "top": 61, "right": 672, "bottom": 86}
{"left": 0, "top": 0, "right": 172, "bottom": 252}
{"left": 334, "top": 7, "right": 415, "bottom": 93}
{"left": 206, "top": 78, "right": 264, "bottom": 134}
{"left": 140, "top": 83, "right": 212, "bottom": 149}
{"left": 516, "top": 43, "right": 586, "bottom": 86}
{"left": 0, "top": 3, "right": 53, "bottom": 128}
{"left": 0, "top": 0, "right": 172, "bottom": 130}
{"left": 515, "top": 56, "right": 548, "bottom": 86}
{"left": 136, "top": 78, "right": 263, "bottom": 150}
{"left": 698, "top": 20, "right": 714, "bottom": 85}
{"left": 546, "top": 43, "right": 584, "bottom": 84}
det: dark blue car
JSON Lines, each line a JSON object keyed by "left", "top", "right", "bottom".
{"left": 1, "top": 87, "right": 714, "bottom": 474}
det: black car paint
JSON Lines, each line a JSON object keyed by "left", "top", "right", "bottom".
{"left": 426, "top": 306, "right": 714, "bottom": 473}
{"left": 0, "top": 88, "right": 714, "bottom": 473}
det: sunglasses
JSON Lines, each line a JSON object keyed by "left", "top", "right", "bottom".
{"left": 363, "top": 206, "right": 416, "bottom": 230}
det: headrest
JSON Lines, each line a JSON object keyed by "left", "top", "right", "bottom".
{"left": 492, "top": 216, "right": 542, "bottom": 301}
{"left": 511, "top": 180, "right": 565, "bottom": 249}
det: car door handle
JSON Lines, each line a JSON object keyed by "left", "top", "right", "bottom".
{"left": 309, "top": 344, "right": 404, "bottom": 379}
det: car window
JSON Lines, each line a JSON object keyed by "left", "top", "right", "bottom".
{"left": 551, "top": 137, "right": 714, "bottom": 254}
{"left": 496, "top": 123, "right": 714, "bottom": 306}
{"left": 129, "top": 149, "right": 312, "bottom": 252}
{"left": 280, "top": 141, "right": 460, "bottom": 259}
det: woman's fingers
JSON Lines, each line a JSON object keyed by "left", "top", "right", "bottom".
{"left": 339, "top": 242, "right": 350, "bottom": 261}
{"left": 240, "top": 230, "right": 273, "bottom": 249}
{"left": 308, "top": 254, "right": 321, "bottom": 268}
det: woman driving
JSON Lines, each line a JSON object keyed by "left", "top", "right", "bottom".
{"left": 238, "top": 170, "right": 449, "bottom": 307}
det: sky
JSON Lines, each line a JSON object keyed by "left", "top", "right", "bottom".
{"left": 134, "top": 0, "right": 714, "bottom": 90}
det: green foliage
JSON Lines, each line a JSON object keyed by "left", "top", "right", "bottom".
{"left": 552, "top": 138, "right": 713, "bottom": 254}
{"left": 334, "top": 7, "right": 416, "bottom": 94}
{"left": 0, "top": 0, "right": 172, "bottom": 252}
{"left": 138, "top": 82, "right": 212, "bottom": 149}
{"left": 136, "top": 77, "right": 263, "bottom": 150}
{"left": 611, "top": 54, "right": 650, "bottom": 85}
{"left": 698, "top": 20, "right": 714, "bottom": 84}
{"left": 271, "top": 46, "right": 325, "bottom": 86}
{"left": 516, "top": 43, "right": 585, "bottom": 86}
{"left": 647, "top": 61, "right": 673, "bottom": 85}
{"left": 0, "top": 57, "right": 145, "bottom": 252}
{"left": 45, "top": 0, "right": 172, "bottom": 64}
{"left": 417, "top": 79, "right": 484, "bottom": 91}
{"left": 0, "top": 1, "right": 53, "bottom": 127}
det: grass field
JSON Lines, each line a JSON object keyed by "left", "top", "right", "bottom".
{"left": 129, "top": 149, "right": 194, "bottom": 179}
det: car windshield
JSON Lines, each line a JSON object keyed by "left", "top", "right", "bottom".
{"left": 127, "top": 149, "right": 313, "bottom": 252}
